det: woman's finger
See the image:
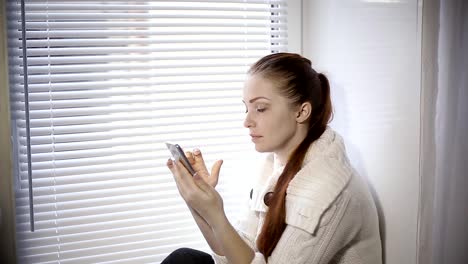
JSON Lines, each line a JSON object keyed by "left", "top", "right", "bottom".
{"left": 173, "top": 159, "right": 200, "bottom": 191}
{"left": 191, "top": 148, "right": 212, "bottom": 181}
{"left": 167, "top": 158, "right": 181, "bottom": 182}
{"left": 210, "top": 160, "right": 223, "bottom": 185}
{"left": 193, "top": 148, "right": 206, "bottom": 166}
{"left": 167, "top": 159, "right": 191, "bottom": 195}
{"left": 166, "top": 158, "right": 176, "bottom": 173}
{"left": 185, "top": 151, "right": 195, "bottom": 165}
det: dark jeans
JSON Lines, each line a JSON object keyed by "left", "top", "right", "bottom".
{"left": 161, "top": 248, "right": 215, "bottom": 264}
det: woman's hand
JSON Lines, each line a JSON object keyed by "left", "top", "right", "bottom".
{"left": 167, "top": 158, "right": 225, "bottom": 226}
{"left": 167, "top": 155, "right": 255, "bottom": 264}
{"left": 185, "top": 149, "right": 223, "bottom": 188}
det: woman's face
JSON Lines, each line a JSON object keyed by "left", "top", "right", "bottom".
{"left": 242, "top": 74, "right": 300, "bottom": 154}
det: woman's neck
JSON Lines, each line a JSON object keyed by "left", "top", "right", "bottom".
{"left": 275, "top": 125, "right": 308, "bottom": 165}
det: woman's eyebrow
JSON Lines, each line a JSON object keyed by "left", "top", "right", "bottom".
{"left": 242, "top": 96, "right": 271, "bottom": 104}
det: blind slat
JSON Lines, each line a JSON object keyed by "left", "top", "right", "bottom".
{"left": 18, "top": 147, "right": 251, "bottom": 179}
{"left": 12, "top": 4, "right": 286, "bottom": 12}
{"left": 23, "top": 136, "right": 247, "bottom": 167}
{"left": 10, "top": 45, "right": 287, "bottom": 57}
{"left": 21, "top": 118, "right": 243, "bottom": 136}
{"left": 9, "top": 29, "right": 287, "bottom": 38}
{"left": 15, "top": 71, "right": 249, "bottom": 84}
{"left": 26, "top": 128, "right": 247, "bottom": 154}
{"left": 17, "top": 156, "right": 249, "bottom": 190}
{"left": 18, "top": 21, "right": 286, "bottom": 29}
{"left": 21, "top": 38, "right": 287, "bottom": 49}
{"left": 22, "top": 13, "right": 287, "bottom": 20}
{"left": 13, "top": 61, "right": 259, "bottom": 75}
{"left": 13, "top": 79, "right": 247, "bottom": 93}
{"left": 18, "top": 224, "right": 200, "bottom": 251}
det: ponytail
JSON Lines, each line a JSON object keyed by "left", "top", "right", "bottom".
{"left": 255, "top": 60, "right": 333, "bottom": 259}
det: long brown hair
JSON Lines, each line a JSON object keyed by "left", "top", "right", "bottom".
{"left": 248, "top": 53, "right": 333, "bottom": 258}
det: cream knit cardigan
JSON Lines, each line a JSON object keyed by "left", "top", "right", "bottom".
{"left": 212, "top": 127, "right": 382, "bottom": 263}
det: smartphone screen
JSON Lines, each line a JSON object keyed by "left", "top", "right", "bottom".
{"left": 165, "top": 142, "right": 196, "bottom": 175}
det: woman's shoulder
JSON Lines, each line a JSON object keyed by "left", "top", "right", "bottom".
{"left": 287, "top": 127, "right": 354, "bottom": 202}
{"left": 285, "top": 153, "right": 354, "bottom": 234}
{"left": 284, "top": 127, "right": 373, "bottom": 234}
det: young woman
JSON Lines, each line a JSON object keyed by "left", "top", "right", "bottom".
{"left": 164, "top": 53, "right": 382, "bottom": 264}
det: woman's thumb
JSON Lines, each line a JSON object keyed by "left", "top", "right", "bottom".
{"left": 211, "top": 160, "right": 223, "bottom": 180}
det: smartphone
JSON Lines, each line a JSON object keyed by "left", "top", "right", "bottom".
{"left": 165, "top": 142, "right": 196, "bottom": 175}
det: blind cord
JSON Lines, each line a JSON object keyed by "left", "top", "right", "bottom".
{"left": 20, "top": 0, "right": 35, "bottom": 233}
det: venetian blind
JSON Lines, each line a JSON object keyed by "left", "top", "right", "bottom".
{"left": 6, "top": 0, "right": 288, "bottom": 263}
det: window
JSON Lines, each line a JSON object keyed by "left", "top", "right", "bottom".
{"left": 6, "top": 0, "right": 290, "bottom": 262}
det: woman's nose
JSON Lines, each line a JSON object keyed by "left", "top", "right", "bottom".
{"left": 243, "top": 113, "right": 254, "bottom": 128}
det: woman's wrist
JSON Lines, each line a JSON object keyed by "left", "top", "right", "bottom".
{"left": 207, "top": 210, "right": 229, "bottom": 231}
{"left": 211, "top": 212, "right": 255, "bottom": 263}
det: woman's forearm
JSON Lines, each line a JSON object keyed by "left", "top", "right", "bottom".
{"left": 189, "top": 207, "right": 224, "bottom": 255}
{"left": 211, "top": 214, "right": 255, "bottom": 264}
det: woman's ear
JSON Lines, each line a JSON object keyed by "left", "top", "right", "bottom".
{"left": 296, "top": 102, "right": 312, "bottom": 123}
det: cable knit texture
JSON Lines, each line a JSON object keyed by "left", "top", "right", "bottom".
{"left": 212, "top": 127, "right": 382, "bottom": 263}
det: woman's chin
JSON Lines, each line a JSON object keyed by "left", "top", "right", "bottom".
{"left": 254, "top": 144, "right": 269, "bottom": 153}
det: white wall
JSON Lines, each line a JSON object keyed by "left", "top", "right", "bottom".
{"left": 302, "top": 1, "right": 422, "bottom": 263}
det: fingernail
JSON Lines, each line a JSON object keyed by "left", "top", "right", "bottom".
{"left": 167, "top": 158, "right": 173, "bottom": 165}
{"left": 194, "top": 148, "right": 200, "bottom": 155}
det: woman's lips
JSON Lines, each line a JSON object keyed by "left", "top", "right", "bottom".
{"left": 250, "top": 134, "right": 262, "bottom": 142}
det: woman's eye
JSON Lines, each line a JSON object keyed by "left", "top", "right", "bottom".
{"left": 256, "top": 108, "right": 266, "bottom": 113}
